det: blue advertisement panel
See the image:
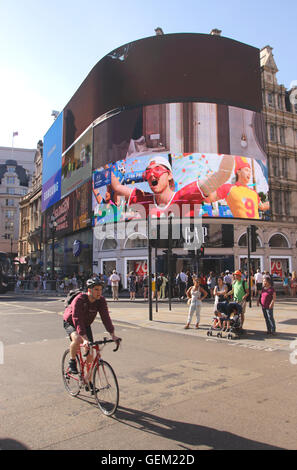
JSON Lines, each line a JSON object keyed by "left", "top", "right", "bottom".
{"left": 42, "top": 168, "right": 62, "bottom": 213}
{"left": 42, "top": 111, "right": 63, "bottom": 211}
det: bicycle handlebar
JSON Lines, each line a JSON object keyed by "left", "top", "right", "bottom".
{"left": 91, "top": 338, "right": 122, "bottom": 352}
{"left": 83, "top": 337, "right": 122, "bottom": 356}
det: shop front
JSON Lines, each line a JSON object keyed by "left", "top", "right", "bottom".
{"left": 239, "top": 255, "right": 263, "bottom": 274}
{"left": 270, "top": 256, "right": 292, "bottom": 277}
{"left": 45, "top": 229, "right": 92, "bottom": 276}
{"left": 43, "top": 179, "right": 93, "bottom": 277}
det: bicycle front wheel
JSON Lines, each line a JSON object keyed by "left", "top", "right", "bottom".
{"left": 92, "top": 360, "right": 119, "bottom": 416}
{"left": 61, "top": 349, "right": 81, "bottom": 397}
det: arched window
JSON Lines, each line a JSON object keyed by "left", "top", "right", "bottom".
{"left": 269, "top": 233, "right": 289, "bottom": 248}
{"left": 102, "top": 238, "right": 117, "bottom": 251}
{"left": 238, "top": 233, "right": 261, "bottom": 247}
{"left": 125, "top": 234, "right": 147, "bottom": 249}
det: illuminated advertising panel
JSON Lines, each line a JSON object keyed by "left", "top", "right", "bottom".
{"left": 42, "top": 111, "right": 63, "bottom": 212}
{"left": 44, "top": 179, "right": 92, "bottom": 242}
{"left": 92, "top": 103, "right": 269, "bottom": 226}
{"left": 61, "top": 127, "right": 92, "bottom": 197}
{"left": 72, "top": 179, "right": 92, "bottom": 231}
{"left": 62, "top": 33, "right": 261, "bottom": 152}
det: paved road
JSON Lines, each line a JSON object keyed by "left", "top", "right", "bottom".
{"left": 0, "top": 295, "right": 297, "bottom": 451}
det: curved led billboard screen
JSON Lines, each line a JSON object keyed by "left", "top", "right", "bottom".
{"left": 62, "top": 33, "right": 262, "bottom": 152}
{"left": 92, "top": 102, "right": 269, "bottom": 225}
{"left": 42, "top": 32, "right": 267, "bottom": 228}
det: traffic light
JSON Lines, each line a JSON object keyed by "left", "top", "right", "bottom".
{"left": 188, "top": 246, "right": 204, "bottom": 258}
{"left": 196, "top": 246, "right": 204, "bottom": 258}
{"left": 250, "top": 225, "right": 258, "bottom": 252}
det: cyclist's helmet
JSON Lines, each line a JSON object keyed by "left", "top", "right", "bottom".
{"left": 86, "top": 278, "right": 104, "bottom": 289}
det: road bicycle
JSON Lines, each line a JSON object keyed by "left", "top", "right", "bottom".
{"left": 62, "top": 337, "right": 121, "bottom": 416}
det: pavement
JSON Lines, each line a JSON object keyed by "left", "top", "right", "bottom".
{"left": 5, "top": 290, "right": 297, "bottom": 353}
{"left": 107, "top": 297, "right": 297, "bottom": 353}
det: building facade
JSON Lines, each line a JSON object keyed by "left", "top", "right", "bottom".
{"left": 18, "top": 141, "right": 43, "bottom": 272}
{"left": 0, "top": 146, "right": 35, "bottom": 263}
{"left": 40, "top": 32, "right": 297, "bottom": 287}
{"left": 232, "top": 45, "right": 297, "bottom": 277}
{"left": 92, "top": 40, "right": 297, "bottom": 286}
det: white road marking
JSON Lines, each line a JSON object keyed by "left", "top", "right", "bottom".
{"left": 0, "top": 302, "right": 55, "bottom": 314}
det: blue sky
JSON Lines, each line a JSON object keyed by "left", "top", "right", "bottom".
{"left": 1, "top": 0, "right": 296, "bottom": 149}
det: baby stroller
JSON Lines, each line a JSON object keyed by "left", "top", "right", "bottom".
{"left": 207, "top": 301, "right": 243, "bottom": 340}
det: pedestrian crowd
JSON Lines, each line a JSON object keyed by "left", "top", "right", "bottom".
{"left": 13, "top": 267, "right": 297, "bottom": 337}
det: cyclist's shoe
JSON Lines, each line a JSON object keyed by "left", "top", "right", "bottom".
{"left": 68, "top": 359, "right": 78, "bottom": 375}
{"left": 85, "top": 381, "right": 99, "bottom": 395}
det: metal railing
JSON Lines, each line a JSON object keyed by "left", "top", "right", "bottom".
{"left": 12, "top": 280, "right": 74, "bottom": 293}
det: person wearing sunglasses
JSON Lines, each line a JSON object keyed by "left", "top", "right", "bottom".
{"left": 110, "top": 155, "right": 233, "bottom": 218}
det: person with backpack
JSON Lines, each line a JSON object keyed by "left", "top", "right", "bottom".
{"left": 225, "top": 270, "right": 249, "bottom": 328}
{"left": 63, "top": 278, "right": 120, "bottom": 376}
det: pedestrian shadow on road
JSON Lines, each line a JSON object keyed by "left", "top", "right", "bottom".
{"left": 113, "top": 406, "right": 284, "bottom": 450}
{"left": 242, "top": 329, "right": 297, "bottom": 343}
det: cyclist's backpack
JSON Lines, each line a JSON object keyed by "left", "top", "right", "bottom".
{"left": 64, "top": 288, "right": 85, "bottom": 307}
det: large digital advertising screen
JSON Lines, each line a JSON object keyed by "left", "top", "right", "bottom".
{"left": 61, "top": 127, "right": 92, "bottom": 198}
{"left": 44, "top": 179, "right": 92, "bottom": 242}
{"left": 92, "top": 102, "right": 270, "bottom": 227}
{"left": 62, "top": 33, "right": 261, "bottom": 152}
{"left": 42, "top": 111, "right": 63, "bottom": 212}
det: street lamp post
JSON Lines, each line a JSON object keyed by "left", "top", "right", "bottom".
{"left": 49, "top": 215, "right": 57, "bottom": 290}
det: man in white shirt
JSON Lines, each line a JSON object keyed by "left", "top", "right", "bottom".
{"left": 223, "top": 270, "right": 232, "bottom": 291}
{"left": 254, "top": 269, "right": 263, "bottom": 296}
{"left": 109, "top": 270, "right": 120, "bottom": 301}
{"left": 176, "top": 271, "right": 188, "bottom": 300}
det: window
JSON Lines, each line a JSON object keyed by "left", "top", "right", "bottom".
{"left": 282, "top": 158, "right": 288, "bottom": 178}
{"left": 125, "top": 234, "right": 147, "bottom": 249}
{"left": 267, "top": 92, "right": 274, "bottom": 107}
{"left": 269, "top": 234, "right": 289, "bottom": 248}
{"left": 6, "top": 199, "right": 14, "bottom": 206}
{"left": 277, "top": 94, "right": 283, "bottom": 110}
{"left": 6, "top": 176, "right": 15, "bottom": 184}
{"left": 274, "top": 192, "right": 282, "bottom": 214}
{"left": 102, "top": 238, "right": 117, "bottom": 251}
{"left": 7, "top": 187, "right": 15, "bottom": 195}
{"left": 284, "top": 192, "right": 290, "bottom": 214}
{"left": 7, "top": 166, "right": 16, "bottom": 173}
{"left": 272, "top": 157, "right": 279, "bottom": 177}
{"left": 279, "top": 127, "right": 285, "bottom": 145}
{"left": 6, "top": 210, "right": 14, "bottom": 219}
{"left": 238, "top": 233, "right": 261, "bottom": 248}
{"left": 270, "top": 125, "right": 276, "bottom": 142}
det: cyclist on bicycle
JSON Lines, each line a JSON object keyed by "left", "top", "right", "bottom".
{"left": 63, "top": 278, "right": 120, "bottom": 375}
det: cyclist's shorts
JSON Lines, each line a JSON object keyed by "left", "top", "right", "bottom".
{"left": 63, "top": 320, "right": 94, "bottom": 342}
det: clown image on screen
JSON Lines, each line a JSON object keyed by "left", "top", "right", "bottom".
{"left": 207, "top": 156, "right": 270, "bottom": 219}
{"left": 110, "top": 154, "right": 234, "bottom": 219}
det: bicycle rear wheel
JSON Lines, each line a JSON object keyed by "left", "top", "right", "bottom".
{"left": 92, "top": 360, "right": 119, "bottom": 416}
{"left": 61, "top": 349, "right": 81, "bottom": 397}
